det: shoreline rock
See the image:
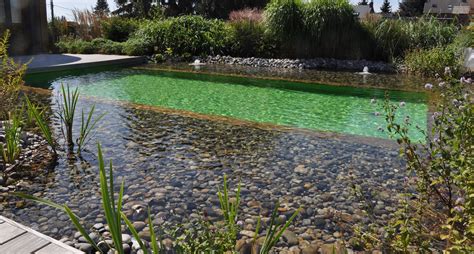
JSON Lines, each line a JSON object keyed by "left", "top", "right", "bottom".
{"left": 204, "top": 55, "right": 396, "bottom": 73}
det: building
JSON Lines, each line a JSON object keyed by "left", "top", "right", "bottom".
{"left": 423, "top": 0, "right": 473, "bottom": 15}
{"left": 0, "top": 0, "right": 49, "bottom": 55}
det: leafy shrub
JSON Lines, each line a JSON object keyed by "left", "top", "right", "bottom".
{"left": 90, "top": 38, "right": 124, "bottom": 55}
{"left": 265, "top": 0, "right": 372, "bottom": 59}
{"left": 363, "top": 17, "right": 458, "bottom": 61}
{"left": 404, "top": 45, "right": 461, "bottom": 76}
{"left": 352, "top": 73, "right": 473, "bottom": 252}
{"left": 101, "top": 17, "right": 139, "bottom": 42}
{"left": 0, "top": 30, "right": 27, "bottom": 118}
{"left": 229, "top": 20, "right": 278, "bottom": 58}
{"left": 302, "top": 0, "right": 361, "bottom": 59}
{"left": 404, "top": 16, "right": 457, "bottom": 50}
{"left": 128, "top": 15, "right": 230, "bottom": 57}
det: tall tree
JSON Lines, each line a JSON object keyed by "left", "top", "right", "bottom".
{"left": 380, "top": 0, "right": 391, "bottom": 13}
{"left": 358, "top": 0, "right": 368, "bottom": 5}
{"left": 94, "top": 0, "right": 110, "bottom": 15}
{"left": 399, "top": 0, "right": 426, "bottom": 17}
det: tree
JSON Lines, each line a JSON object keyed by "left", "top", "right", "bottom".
{"left": 113, "top": 0, "right": 153, "bottom": 18}
{"left": 94, "top": 0, "right": 110, "bottom": 15}
{"left": 358, "top": 0, "right": 368, "bottom": 5}
{"left": 380, "top": 0, "right": 391, "bottom": 13}
{"left": 399, "top": 0, "right": 426, "bottom": 17}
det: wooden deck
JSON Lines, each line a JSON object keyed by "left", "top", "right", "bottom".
{"left": 0, "top": 216, "right": 83, "bottom": 254}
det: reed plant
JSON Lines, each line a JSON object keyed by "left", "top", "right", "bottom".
{"left": 218, "top": 174, "right": 241, "bottom": 240}
{"left": 58, "top": 85, "right": 79, "bottom": 149}
{"left": 259, "top": 202, "right": 300, "bottom": 254}
{"left": 77, "top": 105, "right": 105, "bottom": 154}
{"left": 15, "top": 143, "right": 125, "bottom": 253}
{"left": 25, "top": 97, "right": 56, "bottom": 154}
{"left": 0, "top": 112, "right": 22, "bottom": 165}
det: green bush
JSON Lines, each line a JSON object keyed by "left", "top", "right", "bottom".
{"left": 364, "top": 17, "right": 458, "bottom": 61}
{"left": 56, "top": 38, "right": 124, "bottom": 55}
{"left": 127, "top": 15, "right": 230, "bottom": 57}
{"left": 265, "top": 0, "right": 372, "bottom": 59}
{"left": 102, "top": 17, "right": 139, "bottom": 42}
{"left": 404, "top": 45, "right": 461, "bottom": 76}
{"left": 229, "top": 20, "right": 278, "bottom": 58}
{"left": 90, "top": 38, "right": 124, "bottom": 55}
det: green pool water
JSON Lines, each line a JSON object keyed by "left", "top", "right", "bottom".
{"left": 27, "top": 68, "right": 428, "bottom": 140}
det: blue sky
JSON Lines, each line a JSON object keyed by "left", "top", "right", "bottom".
{"left": 49, "top": 0, "right": 400, "bottom": 20}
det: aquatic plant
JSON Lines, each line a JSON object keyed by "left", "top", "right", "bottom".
{"left": 0, "top": 112, "right": 22, "bottom": 165}
{"left": 77, "top": 105, "right": 105, "bottom": 154}
{"left": 15, "top": 143, "right": 124, "bottom": 254}
{"left": 259, "top": 202, "right": 300, "bottom": 254}
{"left": 218, "top": 174, "right": 241, "bottom": 241}
{"left": 25, "top": 97, "right": 56, "bottom": 155}
{"left": 57, "top": 84, "right": 104, "bottom": 154}
{"left": 58, "top": 84, "right": 79, "bottom": 149}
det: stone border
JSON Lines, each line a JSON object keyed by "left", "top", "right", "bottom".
{"left": 204, "top": 55, "right": 396, "bottom": 73}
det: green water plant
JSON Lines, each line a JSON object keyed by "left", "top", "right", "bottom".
{"left": 77, "top": 105, "right": 105, "bottom": 154}
{"left": 259, "top": 202, "right": 300, "bottom": 254}
{"left": 0, "top": 112, "right": 22, "bottom": 165}
{"left": 218, "top": 174, "right": 241, "bottom": 241}
{"left": 58, "top": 84, "right": 79, "bottom": 149}
{"left": 25, "top": 96, "right": 56, "bottom": 155}
{"left": 15, "top": 143, "right": 125, "bottom": 254}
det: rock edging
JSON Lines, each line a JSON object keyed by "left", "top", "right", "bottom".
{"left": 204, "top": 55, "right": 396, "bottom": 73}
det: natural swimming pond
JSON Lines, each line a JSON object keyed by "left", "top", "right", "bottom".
{"left": 26, "top": 67, "right": 428, "bottom": 141}
{"left": 2, "top": 65, "right": 428, "bottom": 249}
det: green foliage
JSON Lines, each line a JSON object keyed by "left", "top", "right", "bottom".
{"left": 399, "top": 0, "right": 425, "bottom": 17}
{"left": 404, "top": 46, "right": 461, "bottom": 77}
{"left": 380, "top": 0, "right": 391, "bottom": 13}
{"left": 94, "top": 0, "right": 110, "bottom": 15}
{"left": 0, "top": 112, "right": 22, "bottom": 165}
{"left": 58, "top": 85, "right": 79, "bottom": 149}
{"left": 353, "top": 74, "right": 473, "bottom": 252}
{"left": 265, "top": 0, "right": 303, "bottom": 40}
{"left": 175, "top": 220, "right": 236, "bottom": 253}
{"left": 128, "top": 15, "right": 230, "bottom": 57}
{"left": 15, "top": 143, "right": 125, "bottom": 254}
{"left": 260, "top": 202, "right": 300, "bottom": 254}
{"left": 25, "top": 97, "right": 56, "bottom": 154}
{"left": 0, "top": 30, "right": 27, "bottom": 118}
{"left": 229, "top": 20, "right": 278, "bottom": 58}
{"left": 217, "top": 174, "right": 241, "bottom": 242}
{"left": 101, "top": 17, "right": 139, "bottom": 42}
{"left": 363, "top": 17, "right": 458, "bottom": 61}
{"left": 77, "top": 105, "right": 105, "bottom": 154}
{"left": 90, "top": 38, "right": 125, "bottom": 55}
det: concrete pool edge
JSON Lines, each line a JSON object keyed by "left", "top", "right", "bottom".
{"left": 14, "top": 54, "right": 146, "bottom": 74}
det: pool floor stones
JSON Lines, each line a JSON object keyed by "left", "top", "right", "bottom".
{"left": 1, "top": 95, "right": 405, "bottom": 253}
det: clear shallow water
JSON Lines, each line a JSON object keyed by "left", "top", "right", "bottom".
{"left": 26, "top": 68, "right": 427, "bottom": 140}
{"left": 4, "top": 66, "right": 419, "bottom": 245}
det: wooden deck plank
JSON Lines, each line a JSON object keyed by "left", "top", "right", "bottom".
{"left": 0, "top": 232, "right": 49, "bottom": 254}
{"left": 36, "top": 243, "right": 77, "bottom": 254}
{"left": 0, "top": 216, "right": 83, "bottom": 253}
{"left": 0, "top": 222, "right": 26, "bottom": 244}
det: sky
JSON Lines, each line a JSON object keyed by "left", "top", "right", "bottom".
{"left": 48, "top": 0, "right": 401, "bottom": 20}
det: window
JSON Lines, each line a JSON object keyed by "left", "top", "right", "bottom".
{"left": 432, "top": 4, "right": 437, "bottom": 8}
